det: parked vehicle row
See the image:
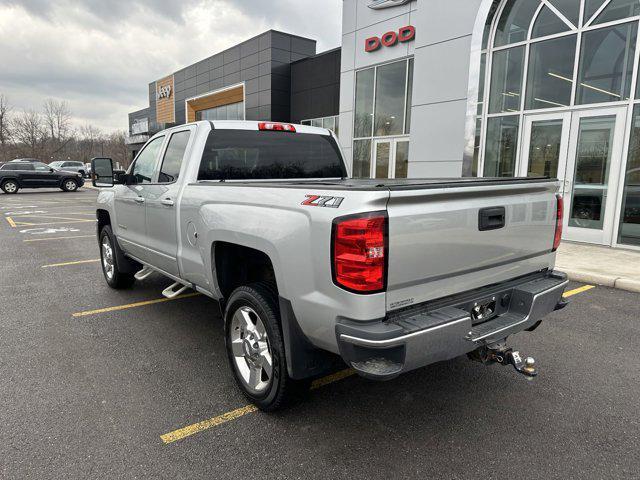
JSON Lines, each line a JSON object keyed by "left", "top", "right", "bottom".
{"left": 0, "top": 161, "right": 84, "bottom": 194}
{"left": 92, "top": 120, "right": 568, "bottom": 411}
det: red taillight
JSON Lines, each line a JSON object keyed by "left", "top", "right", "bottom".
{"left": 332, "top": 213, "right": 387, "bottom": 293}
{"left": 258, "top": 122, "right": 296, "bottom": 132}
{"left": 553, "top": 195, "right": 563, "bottom": 251}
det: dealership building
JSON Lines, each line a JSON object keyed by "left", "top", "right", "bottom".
{"left": 127, "top": 0, "right": 640, "bottom": 250}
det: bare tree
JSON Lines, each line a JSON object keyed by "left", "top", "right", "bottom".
{"left": 43, "top": 99, "right": 72, "bottom": 158}
{"left": 12, "top": 110, "right": 46, "bottom": 159}
{"left": 78, "top": 124, "right": 104, "bottom": 161}
{"left": 0, "top": 94, "right": 11, "bottom": 160}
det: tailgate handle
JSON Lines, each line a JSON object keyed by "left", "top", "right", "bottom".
{"left": 479, "top": 207, "right": 506, "bottom": 231}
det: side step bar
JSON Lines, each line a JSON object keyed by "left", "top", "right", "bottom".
{"left": 134, "top": 266, "right": 155, "bottom": 281}
{"left": 162, "top": 282, "right": 191, "bottom": 299}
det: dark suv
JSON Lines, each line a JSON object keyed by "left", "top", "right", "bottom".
{"left": 0, "top": 161, "right": 84, "bottom": 194}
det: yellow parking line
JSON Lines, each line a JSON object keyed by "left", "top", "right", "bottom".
{"left": 42, "top": 259, "right": 100, "bottom": 268}
{"left": 161, "top": 368, "right": 356, "bottom": 444}
{"left": 72, "top": 292, "right": 202, "bottom": 317}
{"left": 563, "top": 285, "right": 595, "bottom": 298}
{"left": 10, "top": 214, "right": 94, "bottom": 221}
{"left": 5, "top": 216, "right": 16, "bottom": 228}
{"left": 16, "top": 220, "right": 95, "bottom": 226}
{"left": 24, "top": 235, "right": 95, "bottom": 242}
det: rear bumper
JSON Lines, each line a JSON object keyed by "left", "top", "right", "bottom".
{"left": 336, "top": 271, "right": 568, "bottom": 380}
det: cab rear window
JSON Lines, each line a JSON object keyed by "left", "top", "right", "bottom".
{"left": 198, "top": 129, "right": 346, "bottom": 180}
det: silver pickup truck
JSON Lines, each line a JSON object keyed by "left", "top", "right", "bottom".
{"left": 92, "top": 120, "right": 568, "bottom": 411}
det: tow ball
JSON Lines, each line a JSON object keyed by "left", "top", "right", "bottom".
{"left": 469, "top": 345, "right": 538, "bottom": 379}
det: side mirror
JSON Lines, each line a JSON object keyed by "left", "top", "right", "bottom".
{"left": 92, "top": 157, "right": 114, "bottom": 187}
{"left": 49, "top": 168, "right": 54, "bottom": 172}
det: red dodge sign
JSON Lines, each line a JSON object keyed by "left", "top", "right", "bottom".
{"left": 365, "top": 25, "right": 415, "bottom": 52}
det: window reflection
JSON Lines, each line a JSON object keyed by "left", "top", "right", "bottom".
{"left": 489, "top": 46, "right": 525, "bottom": 113}
{"left": 374, "top": 61, "right": 407, "bottom": 136}
{"left": 526, "top": 35, "right": 576, "bottom": 110}
{"left": 484, "top": 116, "right": 520, "bottom": 177}
{"left": 619, "top": 106, "right": 640, "bottom": 246}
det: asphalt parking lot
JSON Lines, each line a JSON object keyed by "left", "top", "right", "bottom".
{"left": 1, "top": 189, "right": 639, "bottom": 479}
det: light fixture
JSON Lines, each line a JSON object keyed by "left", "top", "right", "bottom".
{"left": 534, "top": 97, "right": 567, "bottom": 107}
{"left": 580, "top": 82, "right": 621, "bottom": 98}
{"left": 548, "top": 72, "right": 573, "bottom": 83}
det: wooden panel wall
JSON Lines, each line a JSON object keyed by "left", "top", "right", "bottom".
{"left": 155, "top": 75, "right": 175, "bottom": 124}
{"left": 186, "top": 85, "right": 244, "bottom": 123}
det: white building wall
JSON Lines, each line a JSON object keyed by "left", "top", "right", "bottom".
{"left": 340, "top": 0, "right": 485, "bottom": 178}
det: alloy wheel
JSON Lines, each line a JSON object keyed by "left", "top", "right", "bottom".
{"left": 229, "top": 306, "right": 273, "bottom": 394}
{"left": 101, "top": 236, "right": 115, "bottom": 281}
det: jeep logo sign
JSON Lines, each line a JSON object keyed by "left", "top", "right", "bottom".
{"left": 156, "top": 85, "right": 172, "bottom": 101}
{"left": 365, "top": 25, "right": 415, "bottom": 52}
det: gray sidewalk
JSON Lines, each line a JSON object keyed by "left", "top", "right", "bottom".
{"left": 556, "top": 242, "right": 640, "bottom": 293}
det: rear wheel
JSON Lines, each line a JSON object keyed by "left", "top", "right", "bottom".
{"left": 62, "top": 179, "right": 78, "bottom": 192}
{"left": 224, "top": 283, "right": 310, "bottom": 411}
{"left": 1, "top": 180, "right": 19, "bottom": 194}
{"left": 99, "top": 226, "right": 136, "bottom": 289}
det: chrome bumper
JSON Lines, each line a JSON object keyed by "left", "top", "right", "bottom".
{"left": 336, "top": 271, "right": 569, "bottom": 380}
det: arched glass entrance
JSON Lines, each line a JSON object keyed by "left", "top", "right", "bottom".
{"left": 475, "top": 0, "right": 640, "bottom": 248}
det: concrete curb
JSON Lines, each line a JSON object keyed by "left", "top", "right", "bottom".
{"left": 560, "top": 268, "right": 640, "bottom": 293}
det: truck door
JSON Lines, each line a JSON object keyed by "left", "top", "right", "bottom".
{"left": 113, "top": 135, "right": 165, "bottom": 262}
{"left": 143, "top": 128, "right": 193, "bottom": 277}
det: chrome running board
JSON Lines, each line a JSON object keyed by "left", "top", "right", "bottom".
{"left": 134, "top": 265, "right": 154, "bottom": 281}
{"left": 162, "top": 282, "right": 190, "bottom": 299}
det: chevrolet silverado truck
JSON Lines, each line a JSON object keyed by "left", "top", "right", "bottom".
{"left": 92, "top": 120, "right": 568, "bottom": 411}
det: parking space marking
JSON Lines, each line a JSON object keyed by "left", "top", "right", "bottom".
{"left": 5, "top": 216, "right": 17, "bottom": 228}
{"left": 15, "top": 219, "right": 95, "bottom": 226}
{"left": 71, "top": 292, "right": 202, "bottom": 317}
{"left": 159, "top": 285, "right": 600, "bottom": 445}
{"left": 42, "top": 259, "right": 100, "bottom": 268}
{"left": 563, "top": 285, "right": 595, "bottom": 298}
{"left": 24, "top": 235, "right": 95, "bottom": 243}
{"left": 160, "top": 368, "right": 357, "bottom": 445}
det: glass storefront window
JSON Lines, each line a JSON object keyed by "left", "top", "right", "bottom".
{"left": 576, "top": 22, "right": 637, "bottom": 104}
{"left": 472, "top": 119, "right": 482, "bottom": 177}
{"left": 196, "top": 101, "right": 244, "bottom": 121}
{"left": 355, "top": 68, "right": 375, "bottom": 138}
{"left": 592, "top": 0, "right": 640, "bottom": 25}
{"left": 494, "top": 0, "right": 539, "bottom": 47}
{"left": 548, "top": 0, "right": 580, "bottom": 27}
{"left": 484, "top": 115, "right": 520, "bottom": 177}
{"left": 532, "top": 6, "right": 571, "bottom": 38}
{"left": 374, "top": 61, "right": 407, "bottom": 136}
{"left": 525, "top": 35, "right": 576, "bottom": 109}
{"left": 618, "top": 105, "right": 640, "bottom": 246}
{"left": 352, "top": 140, "right": 372, "bottom": 178}
{"left": 405, "top": 58, "right": 414, "bottom": 134}
{"left": 489, "top": 46, "right": 525, "bottom": 113}
{"left": 584, "top": 0, "right": 608, "bottom": 24}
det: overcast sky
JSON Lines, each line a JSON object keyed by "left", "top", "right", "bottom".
{"left": 0, "top": 0, "right": 342, "bottom": 132}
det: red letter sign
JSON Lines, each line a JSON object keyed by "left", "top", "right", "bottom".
{"left": 365, "top": 26, "right": 415, "bottom": 52}
{"left": 365, "top": 36, "right": 382, "bottom": 52}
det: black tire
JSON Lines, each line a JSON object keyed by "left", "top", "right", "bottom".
{"left": 99, "top": 225, "right": 136, "bottom": 289}
{"left": 1, "top": 179, "right": 19, "bottom": 194}
{"left": 61, "top": 178, "right": 78, "bottom": 192}
{"left": 224, "top": 283, "right": 310, "bottom": 411}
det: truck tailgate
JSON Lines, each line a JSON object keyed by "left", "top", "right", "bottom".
{"left": 385, "top": 180, "right": 559, "bottom": 311}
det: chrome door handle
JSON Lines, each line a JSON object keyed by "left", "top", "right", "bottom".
{"left": 161, "top": 198, "right": 175, "bottom": 207}
{"left": 134, "top": 196, "right": 145, "bottom": 204}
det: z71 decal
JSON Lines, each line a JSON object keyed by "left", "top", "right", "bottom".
{"left": 302, "top": 195, "right": 344, "bottom": 209}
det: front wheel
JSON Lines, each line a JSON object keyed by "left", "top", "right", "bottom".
{"left": 99, "top": 226, "right": 136, "bottom": 289}
{"left": 61, "top": 178, "right": 79, "bottom": 192}
{"left": 1, "top": 180, "right": 19, "bottom": 194}
{"left": 224, "top": 283, "right": 309, "bottom": 411}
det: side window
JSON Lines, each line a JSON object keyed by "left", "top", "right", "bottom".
{"left": 132, "top": 136, "right": 164, "bottom": 184}
{"left": 34, "top": 163, "right": 49, "bottom": 171}
{"left": 158, "top": 130, "right": 191, "bottom": 183}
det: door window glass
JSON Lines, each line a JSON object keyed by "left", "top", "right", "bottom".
{"left": 375, "top": 142, "right": 390, "bottom": 179}
{"left": 484, "top": 115, "right": 520, "bottom": 177}
{"left": 568, "top": 116, "right": 616, "bottom": 229}
{"left": 618, "top": 105, "right": 640, "bottom": 246}
{"left": 395, "top": 141, "right": 410, "bottom": 178}
{"left": 374, "top": 61, "right": 406, "bottom": 136}
{"left": 526, "top": 35, "right": 576, "bottom": 109}
{"left": 159, "top": 131, "right": 191, "bottom": 183}
{"left": 527, "top": 119, "right": 564, "bottom": 177}
{"left": 405, "top": 58, "right": 414, "bottom": 134}
{"left": 352, "top": 140, "right": 372, "bottom": 178}
{"left": 489, "top": 46, "right": 525, "bottom": 114}
{"left": 132, "top": 136, "right": 164, "bottom": 184}
{"left": 576, "top": 22, "right": 637, "bottom": 104}
{"left": 34, "top": 162, "right": 51, "bottom": 171}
